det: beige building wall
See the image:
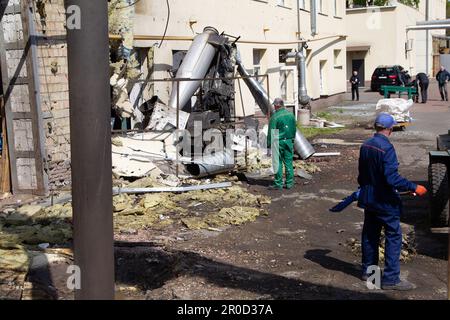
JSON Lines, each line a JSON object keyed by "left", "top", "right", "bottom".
{"left": 133, "top": 0, "right": 347, "bottom": 116}
{"left": 346, "top": 1, "right": 446, "bottom": 83}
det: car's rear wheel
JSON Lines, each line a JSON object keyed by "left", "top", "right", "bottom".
{"left": 428, "top": 162, "right": 449, "bottom": 227}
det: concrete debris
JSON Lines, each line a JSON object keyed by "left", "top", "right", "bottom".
{"left": 296, "top": 169, "right": 313, "bottom": 180}
{"left": 111, "top": 132, "right": 181, "bottom": 179}
{"left": 112, "top": 78, "right": 134, "bottom": 118}
{"left": 147, "top": 102, "right": 190, "bottom": 131}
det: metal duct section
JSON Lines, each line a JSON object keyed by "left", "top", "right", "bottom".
{"left": 286, "top": 50, "right": 310, "bottom": 106}
{"left": 297, "top": 50, "right": 310, "bottom": 106}
{"left": 294, "top": 131, "right": 315, "bottom": 160}
{"left": 235, "top": 51, "right": 273, "bottom": 115}
{"left": 235, "top": 51, "right": 315, "bottom": 160}
{"left": 417, "top": 19, "right": 450, "bottom": 25}
{"left": 310, "top": 0, "right": 317, "bottom": 36}
{"left": 168, "top": 27, "right": 219, "bottom": 110}
{"left": 185, "top": 151, "right": 235, "bottom": 177}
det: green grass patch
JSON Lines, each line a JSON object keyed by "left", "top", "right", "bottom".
{"left": 297, "top": 126, "right": 344, "bottom": 139}
{"left": 313, "top": 111, "right": 334, "bottom": 121}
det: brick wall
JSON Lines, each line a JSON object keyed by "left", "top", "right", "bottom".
{"left": 34, "top": 0, "right": 71, "bottom": 190}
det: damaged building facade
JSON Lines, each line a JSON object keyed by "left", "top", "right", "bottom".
{"left": 132, "top": 0, "right": 348, "bottom": 114}
{"left": 1, "top": 0, "right": 347, "bottom": 195}
{"left": 0, "top": 0, "right": 71, "bottom": 196}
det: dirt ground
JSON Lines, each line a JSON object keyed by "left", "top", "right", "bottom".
{"left": 113, "top": 82, "right": 449, "bottom": 300}
{"left": 2, "top": 82, "right": 449, "bottom": 300}
{"left": 110, "top": 130, "right": 447, "bottom": 300}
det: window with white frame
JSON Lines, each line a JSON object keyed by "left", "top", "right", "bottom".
{"left": 298, "top": 0, "right": 305, "bottom": 9}
{"left": 253, "top": 49, "right": 266, "bottom": 85}
{"left": 317, "top": 0, "right": 323, "bottom": 13}
{"left": 334, "top": 49, "right": 342, "bottom": 68}
{"left": 333, "top": 0, "right": 338, "bottom": 16}
{"left": 278, "top": 0, "right": 285, "bottom": 6}
{"left": 279, "top": 49, "right": 296, "bottom": 105}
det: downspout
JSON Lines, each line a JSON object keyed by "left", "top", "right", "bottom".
{"left": 310, "top": 0, "right": 317, "bottom": 37}
{"left": 296, "top": 0, "right": 310, "bottom": 107}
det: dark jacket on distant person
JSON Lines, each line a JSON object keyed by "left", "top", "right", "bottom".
{"left": 350, "top": 75, "right": 360, "bottom": 87}
{"left": 436, "top": 69, "right": 450, "bottom": 85}
{"left": 416, "top": 72, "right": 429, "bottom": 84}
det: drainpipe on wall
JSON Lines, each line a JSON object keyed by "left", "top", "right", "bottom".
{"left": 310, "top": 0, "right": 317, "bottom": 37}
{"left": 290, "top": 0, "right": 311, "bottom": 109}
{"left": 286, "top": 49, "right": 311, "bottom": 107}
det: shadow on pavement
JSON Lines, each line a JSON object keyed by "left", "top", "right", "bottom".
{"left": 304, "top": 249, "right": 362, "bottom": 280}
{"left": 114, "top": 242, "right": 390, "bottom": 300}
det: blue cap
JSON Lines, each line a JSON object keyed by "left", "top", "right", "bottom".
{"left": 375, "top": 113, "right": 397, "bottom": 129}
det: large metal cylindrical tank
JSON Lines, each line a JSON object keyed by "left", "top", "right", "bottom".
{"left": 168, "top": 27, "right": 219, "bottom": 110}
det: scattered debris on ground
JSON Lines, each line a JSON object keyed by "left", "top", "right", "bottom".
{"left": 113, "top": 180, "right": 271, "bottom": 233}
{"left": 346, "top": 223, "right": 417, "bottom": 263}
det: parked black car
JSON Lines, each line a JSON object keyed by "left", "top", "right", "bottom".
{"left": 370, "top": 65, "right": 404, "bottom": 92}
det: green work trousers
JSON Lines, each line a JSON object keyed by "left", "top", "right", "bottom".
{"left": 272, "top": 139, "right": 295, "bottom": 189}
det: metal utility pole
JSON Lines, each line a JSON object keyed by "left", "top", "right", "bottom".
{"left": 65, "top": 0, "right": 115, "bottom": 299}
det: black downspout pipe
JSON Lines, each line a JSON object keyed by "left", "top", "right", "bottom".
{"left": 65, "top": 0, "right": 115, "bottom": 300}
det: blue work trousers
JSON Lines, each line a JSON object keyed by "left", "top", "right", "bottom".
{"left": 362, "top": 210, "right": 402, "bottom": 285}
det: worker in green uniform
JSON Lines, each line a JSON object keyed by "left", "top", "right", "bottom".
{"left": 267, "top": 98, "right": 297, "bottom": 190}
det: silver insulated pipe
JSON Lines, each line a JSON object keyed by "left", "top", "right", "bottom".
{"left": 168, "top": 27, "right": 219, "bottom": 110}
{"left": 185, "top": 151, "right": 235, "bottom": 177}
{"left": 286, "top": 50, "right": 310, "bottom": 106}
{"left": 235, "top": 51, "right": 274, "bottom": 116}
{"left": 235, "top": 51, "right": 315, "bottom": 160}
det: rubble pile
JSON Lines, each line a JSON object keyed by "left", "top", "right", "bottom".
{"left": 0, "top": 203, "right": 72, "bottom": 299}
{"left": 0, "top": 204, "right": 72, "bottom": 246}
{"left": 113, "top": 179, "right": 271, "bottom": 233}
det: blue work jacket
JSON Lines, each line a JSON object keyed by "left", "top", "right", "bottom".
{"left": 357, "top": 133, "right": 416, "bottom": 215}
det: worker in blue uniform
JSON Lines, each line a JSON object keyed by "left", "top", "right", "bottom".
{"left": 357, "top": 113, "right": 427, "bottom": 290}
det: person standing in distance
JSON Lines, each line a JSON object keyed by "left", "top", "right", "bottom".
{"left": 350, "top": 70, "right": 360, "bottom": 101}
